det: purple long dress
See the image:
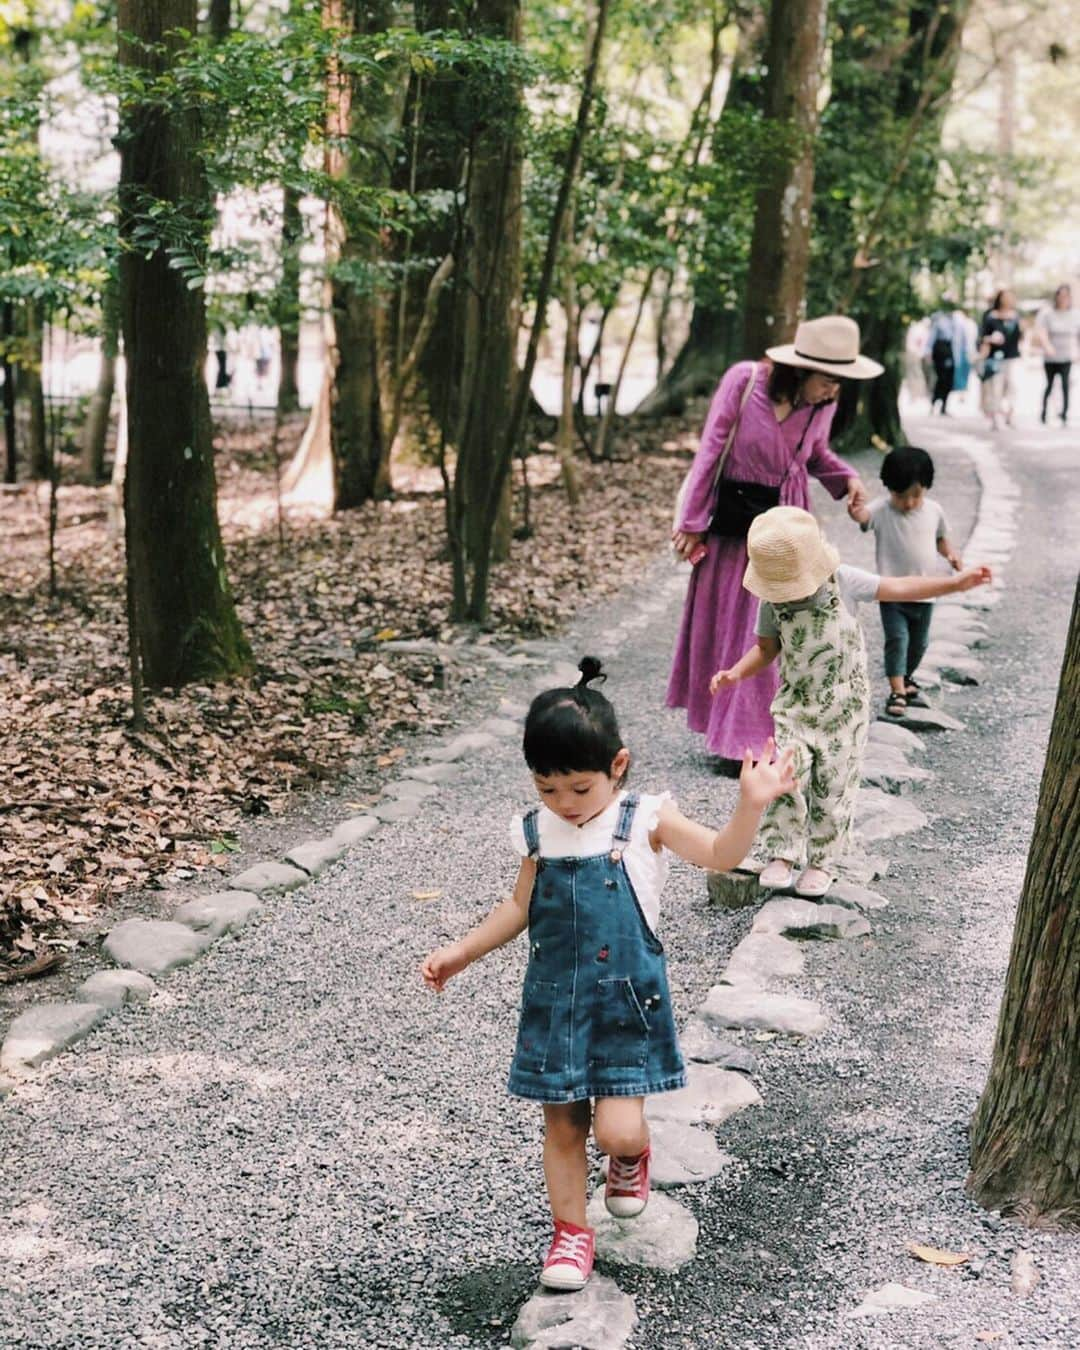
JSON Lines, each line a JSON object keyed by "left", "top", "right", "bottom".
{"left": 666, "top": 360, "right": 856, "bottom": 760}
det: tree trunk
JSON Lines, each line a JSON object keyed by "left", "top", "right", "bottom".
{"left": 968, "top": 579, "right": 1080, "bottom": 1226}
{"left": 276, "top": 182, "right": 302, "bottom": 413}
{"left": 117, "top": 0, "right": 250, "bottom": 687}
{"left": 2, "top": 299, "right": 15, "bottom": 482}
{"left": 21, "top": 305, "right": 48, "bottom": 479}
{"left": 742, "top": 0, "right": 826, "bottom": 354}
{"left": 80, "top": 275, "right": 119, "bottom": 483}
{"left": 208, "top": 0, "right": 231, "bottom": 41}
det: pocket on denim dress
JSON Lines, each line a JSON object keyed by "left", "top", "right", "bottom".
{"left": 514, "top": 979, "right": 559, "bottom": 1073}
{"left": 590, "top": 978, "right": 650, "bottom": 1069}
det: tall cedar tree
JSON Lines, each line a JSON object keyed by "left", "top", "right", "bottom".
{"left": 117, "top": 0, "right": 251, "bottom": 686}
{"left": 968, "top": 580, "right": 1080, "bottom": 1226}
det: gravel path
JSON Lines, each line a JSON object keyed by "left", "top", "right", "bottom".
{"left": 1, "top": 415, "right": 1077, "bottom": 1349}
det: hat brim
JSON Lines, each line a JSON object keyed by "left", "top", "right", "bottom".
{"left": 743, "top": 539, "right": 841, "bottom": 603}
{"left": 765, "top": 344, "right": 884, "bottom": 380}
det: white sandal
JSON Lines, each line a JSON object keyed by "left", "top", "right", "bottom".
{"left": 759, "top": 858, "right": 795, "bottom": 890}
{"left": 794, "top": 866, "right": 833, "bottom": 899}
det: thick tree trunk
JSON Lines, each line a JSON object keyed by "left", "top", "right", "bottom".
{"left": 208, "top": 0, "right": 231, "bottom": 41}
{"left": 968, "top": 580, "right": 1080, "bottom": 1226}
{"left": 118, "top": 0, "right": 250, "bottom": 687}
{"left": 80, "top": 276, "right": 119, "bottom": 483}
{"left": 276, "top": 182, "right": 302, "bottom": 414}
{"left": 2, "top": 300, "right": 15, "bottom": 482}
{"left": 742, "top": 0, "right": 826, "bottom": 354}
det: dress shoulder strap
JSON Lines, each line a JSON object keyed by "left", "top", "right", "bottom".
{"left": 611, "top": 793, "right": 640, "bottom": 852}
{"left": 521, "top": 807, "right": 541, "bottom": 859}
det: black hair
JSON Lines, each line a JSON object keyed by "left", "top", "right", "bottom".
{"left": 991, "top": 288, "right": 1014, "bottom": 311}
{"left": 881, "top": 444, "right": 934, "bottom": 492}
{"left": 523, "top": 657, "right": 627, "bottom": 780}
{"left": 765, "top": 360, "right": 838, "bottom": 406}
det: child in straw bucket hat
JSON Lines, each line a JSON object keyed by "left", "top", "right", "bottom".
{"left": 709, "top": 507, "right": 991, "bottom": 896}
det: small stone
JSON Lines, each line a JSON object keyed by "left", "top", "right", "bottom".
{"left": 702, "top": 985, "right": 827, "bottom": 1037}
{"left": 850, "top": 1283, "right": 937, "bottom": 1317}
{"left": 867, "top": 721, "right": 925, "bottom": 754}
{"left": 1010, "top": 1250, "right": 1040, "bottom": 1296}
{"left": 284, "top": 838, "right": 347, "bottom": 876}
{"left": 424, "top": 731, "right": 497, "bottom": 763}
{"left": 1, "top": 1002, "right": 108, "bottom": 1075}
{"left": 721, "top": 932, "right": 805, "bottom": 984}
{"left": 382, "top": 779, "right": 440, "bottom": 801}
{"left": 679, "top": 1017, "right": 758, "bottom": 1073}
{"left": 587, "top": 1187, "right": 698, "bottom": 1271}
{"left": 403, "top": 763, "right": 459, "bottom": 785}
{"left": 706, "top": 870, "right": 761, "bottom": 910}
{"left": 104, "top": 919, "right": 213, "bottom": 976}
{"left": 75, "top": 970, "right": 156, "bottom": 1009}
{"left": 647, "top": 1063, "right": 762, "bottom": 1126}
{"left": 230, "top": 861, "right": 309, "bottom": 894}
{"left": 173, "top": 891, "right": 264, "bottom": 938}
{"left": 825, "top": 880, "right": 889, "bottom": 913}
{"left": 373, "top": 797, "right": 422, "bottom": 823}
{"left": 510, "top": 1275, "right": 637, "bottom": 1350}
{"left": 332, "top": 815, "right": 380, "bottom": 846}
{"left": 752, "top": 898, "right": 871, "bottom": 941}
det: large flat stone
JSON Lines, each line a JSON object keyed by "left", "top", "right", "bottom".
{"left": 879, "top": 704, "right": 964, "bottom": 733}
{"left": 332, "top": 814, "right": 380, "bottom": 846}
{"left": 679, "top": 1018, "right": 758, "bottom": 1074}
{"left": 721, "top": 932, "right": 805, "bottom": 985}
{"left": 825, "top": 880, "right": 889, "bottom": 913}
{"left": 75, "top": 970, "right": 156, "bottom": 1009}
{"left": 403, "top": 761, "right": 460, "bottom": 785}
{"left": 424, "top": 731, "right": 497, "bottom": 763}
{"left": 173, "top": 892, "right": 264, "bottom": 939}
{"left": 382, "top": 779, "right": 440, "bottom": 801}
{"left": 587, "top": 1187, "right": 698, "bottom": 1271}
{"left": 373, "top": 797, "right": 422, "bottom": 823}
{"left": 477, "top": 716, "right": 521, "bottom": 739}
{"left": 702, "top": 985, "right": 827, "bottom": 1037}
{"left": 866, "top": 721, "right": 925, "bottom": 754}
{"left": 103, "top": 919, "right": 213, "bottom": 976}
{"left": 647, "top": 1063, "right": 762, "bottom": 1126}
{"left": 855, "top": 789, "right": 929, "bottom": 841}
{"left": 510, "top": 1275, "right": 637, "bottom": 1350}
{"left": 1, "top": 1002, "right": 108, "bottom": 1074}
{"left": 860, "top": 744, "right": 931, "bottom": 794}
{"left": 932, "top": 655, "right": 983, "bottom": 685}
{"left": 706, "top": 870, "right": 760, "bottom": 910}
{"left": 753, "top": 898, "right": 871, "bottom": 941}
{"left": 849, "top": 1283, "right": 938, "bottom": 1317}
{"left": 284, "top": 838, "right": 346, "bottom": 876}
{"left": 498, "top": 698, "right": 529, "bottom": 720}
{"left": 600, "top": 1119, "right": 733, "bottom": 1189}
{"left": 230, "top": 861, "right": 308, "bottom": 894}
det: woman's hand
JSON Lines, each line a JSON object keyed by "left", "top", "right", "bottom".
{"left": 845, "top": 477, "right": 868, "bottom": 515}
{"left": 672, "top": 528, "right": 706, "bottom": 562}
{"left": 738, "top": 738, "right": 797, "bottom": 810}
{"left": 709, "top": 668, "right": 738, "bottom": 695}
{"left": 421, "top": 941, "right": 470, "bottom": 993}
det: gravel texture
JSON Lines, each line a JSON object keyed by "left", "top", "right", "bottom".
{"left": 1, "top": 415, "right": 1078, "bottom": 1349}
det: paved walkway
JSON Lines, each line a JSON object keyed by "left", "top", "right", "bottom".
{"left": 1, "top": 413, "right": 1078, "bottom": 1349}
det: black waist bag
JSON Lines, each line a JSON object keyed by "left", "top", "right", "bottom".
{"left": 709, "top": 480, "right": 780, "bottom": 537}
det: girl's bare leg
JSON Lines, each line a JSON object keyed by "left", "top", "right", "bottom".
{"left": 593, "top": 1096, "right": 649, "bottom": 1160}
{"left": 542, "top": 1101, "right": 592, "bottom": 1227}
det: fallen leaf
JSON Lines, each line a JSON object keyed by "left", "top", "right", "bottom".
{"left": 412, "top": 889, "right": 442, "bottom": 902}
{"left": 907, "top": 1243, "right": 970, "bottom": 1267}
{"left": 374, "top": 627, "right": 399, "bottom": 641}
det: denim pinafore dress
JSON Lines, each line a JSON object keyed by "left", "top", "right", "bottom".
{"left": 506, "top": 794, "right": 687, "bottom": 1104}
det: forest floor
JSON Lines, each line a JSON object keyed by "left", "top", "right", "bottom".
{"left": 0, "top": 411, "right": 691, "bottom": 971}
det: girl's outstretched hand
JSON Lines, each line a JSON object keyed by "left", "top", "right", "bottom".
{"left": 421, "top": 941, "right": 469, "bottom": 993}
{"left": 738, "top": 739, "right": 797, "bottom": 810}
{"left": 954, "top": 565, "right": 992, "bottom": 592}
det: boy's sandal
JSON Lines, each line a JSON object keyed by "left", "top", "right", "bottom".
{"left": 885, "top": 692, "right": 907, "bottom": 718}
{"left": 904, "top": 681, "right": 929, "bottom": 708}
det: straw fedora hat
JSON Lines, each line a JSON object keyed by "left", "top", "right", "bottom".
{"left": 766, "top": 315, "right": 883, "bottom": 380}
{"left": 743, "top": 506, "right": 841, "bottom": 604}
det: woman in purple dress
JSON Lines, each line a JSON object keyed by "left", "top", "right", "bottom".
{"left": 667, "top": 315, "right": 883, "bottom": 768}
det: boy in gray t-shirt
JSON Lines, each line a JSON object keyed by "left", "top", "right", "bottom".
{"left": 848, "top": 446, "right": 961, "bottom": 717}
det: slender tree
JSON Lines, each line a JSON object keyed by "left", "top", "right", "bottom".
{"left": 968, "top": 580, "right": 1080, "bottom": 1225}
{"left": 79, "top": 272, "right": 118, "bottom": 483}
{"left": 117, "top": 0, "right": 250, "bottom": 686}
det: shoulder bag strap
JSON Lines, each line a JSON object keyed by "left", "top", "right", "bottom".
{"left": 710, "top": 361, "right": 758, "bottom": 490}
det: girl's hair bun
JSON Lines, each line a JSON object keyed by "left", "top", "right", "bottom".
{"left": 577, "top": 656, "right": 605, "bottom": 687}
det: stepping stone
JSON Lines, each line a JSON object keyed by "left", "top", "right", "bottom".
{"left": 861, "top": 744, "right": 931, "bottom": 794}
{"left": 855, "top": 789, "right": 929, "bottom": 842}
{"left": 601, "top": 1119, "right": 733, "bottom": 1188}
{"left": 753, "top": 898, "right": 870, "bottom": 941}
{"left": 477, "top": 716, "right": 522, "bottom": 738}
{"left": 935, "top": 655, "right": 983, "bottom": 685}
{"left": 922, "top": 639, "right": 972, "bottom": 662}
{"left": 510, "top": 1274, "right": 637, "bottom": 1350}
{"left": 332, "top": 814, "right": 380, "bottom": 846}
{"left": 284, "top": 838, "right": 347, "bottom": 876}
{"left": 230, "top": 861, "right": 309, "bottom": 894}
{"left": 825, "top": 880, "right": 888, "bottom": 913}
{"left": 173, "top": 891, "right": 264, "bottom": 938}
{"left": 880, "top": 704, "right": 964, "bottom": 732}
{"left": 424, "top": 731, "right": 497, "bottom": 763}
{"left": 498, "top": 698, "right": 528, "bottom": 720}
{"left": 382, "top": 779, "right": 440, "bottom": 800}
{"left": 867, "top": 721, "right": 925, "bottom": 754}
{"left": 702, "top": 985, "right": 827, "bottom": 1037}
{"left": 373, "top": 797, "right": 422, "bottom": 823}
{"left": 838, "top": 850, "right": 889, "bottom": 885}
{"left": 403, "top": 763, "right": 459, "bottom": 785}
{"left": 849, "top": 1283, "right": 938, "bottom": 1317}
{"left": 586, "top": 1187, "right": 698, "bottom": 1271}
{"left": 679, "top": 1017, "right": 758, "bottom": 1074}
{"left": 721, "top": 931, "right": 805, "bottom": 985}
{"left": 647, "top": 1063, "right": 762, "bottom": 1126}
{"left": 75, "top": 970, "right": 155, "bottom": 1009}
{"left": 1, "top": 1002, "right": 108, "bottom": 1075}
{"left": 104, "top": 919, "right": 213, "bottom": 976}
{"left": 706, "top": 870, "right": 761, "bottom": 910}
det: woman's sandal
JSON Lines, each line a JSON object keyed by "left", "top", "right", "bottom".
{"left": 885, "top": 691, "right": 907, "bottom": 718}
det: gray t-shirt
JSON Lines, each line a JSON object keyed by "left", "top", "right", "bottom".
{"left": 1036, "top": 307, "right": 1080, "bottom": 362}
{"left": 861, "top": 496, "right": 947, "bottom": 578}
{"left": 755, "top": 564, "right": 880, "bottom": 640}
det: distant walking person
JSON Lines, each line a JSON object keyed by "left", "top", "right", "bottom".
{"left": 1032, "top": 284, "right": 1079, "bottom": 425}
{"left": 927, "top": 303, "right": 959, "bottom": 414}
{"left": 978, "top": 289, "right": 1021, "bottom": 430}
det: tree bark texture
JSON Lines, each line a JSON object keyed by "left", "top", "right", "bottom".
{"left": 2, "top": 300, "right": 15, "bottom": 482}
{"left": 276, "top": 182, "right": 302, "bottom": 413}
{"left": 209, "top": 0, "right": 231, "bottom": 41}
{"left": 967, "top": 580, "right": 1080, "bottom": 1226}
{"left": 742, "top": 0, "right": 826, "bottom": 356}
{"left": 118, "top": 0, "right": 250, "bottom": 687}
{"left": 80, "top": 274, "right": 119, "bottom": 482}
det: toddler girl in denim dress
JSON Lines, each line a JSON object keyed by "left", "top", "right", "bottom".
{"left": 422, "top": 658, "right": 795, "bottom": 1291}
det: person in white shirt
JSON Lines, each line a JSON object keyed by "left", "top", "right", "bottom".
{"left": 1032, "top": 284, "right": 1080, "bottom": 425}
